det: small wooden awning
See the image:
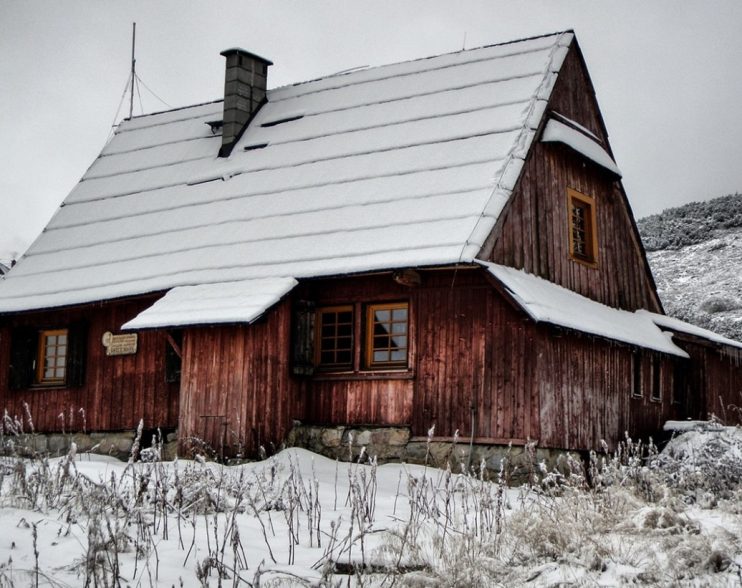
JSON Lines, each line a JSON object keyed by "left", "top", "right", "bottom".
{"left": 122, "top": 277, "right": 297, "bottom": 330}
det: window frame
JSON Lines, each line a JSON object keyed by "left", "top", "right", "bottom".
{"left": 567, "top": 188, "right": 598, "bottom": 266}
{"left": 308, "top": 300, "right": 411, "bottom": 376}
{"left": 364, "top": 301, "right": 409, "bottom": 370}
{"left": 35, "top": 328, "right": 69, "bottom": 387}
{"left": 314, "top": 304, "right": 355, "bottom": 371}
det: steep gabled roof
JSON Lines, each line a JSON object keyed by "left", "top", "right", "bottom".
{"left": 0, "top": 32, "right": 575, "bottom": 313}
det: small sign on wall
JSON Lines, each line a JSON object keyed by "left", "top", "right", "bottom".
{"left": 102, "top": 331, "right": 138, "bottom": 356}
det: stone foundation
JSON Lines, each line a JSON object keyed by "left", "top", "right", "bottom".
{"left": 287, "top": 424, "right": 578, "bottom": 481}
{"left": 0, "top": 430, "right": 179, "bottom": 461}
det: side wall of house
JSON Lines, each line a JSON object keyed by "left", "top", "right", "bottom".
{"left": 488, "top": 46, "right": 661, "bottom": 312}
{"left": 671, "top": 337, "right": 742, "bottom": 425}
{"left": 178, "top": 298, "right": 304, "bottom": 457}
{"left": 0, "top": 297, "right": 179, "bottom": 432}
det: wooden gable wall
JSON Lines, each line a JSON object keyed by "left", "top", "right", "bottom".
{"left": 486, "top": 44, "right": 661, "bottom": 312}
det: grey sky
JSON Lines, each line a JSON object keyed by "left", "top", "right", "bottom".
{"left": 1, "top": 0, "right": 741, "bottom": 258}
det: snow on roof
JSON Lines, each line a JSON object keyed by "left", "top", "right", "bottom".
{"left": 481, "top": 262, "right": 689, "bottom": 357}
{"left": 639, "top": 310, "right": 742, "bottom": 350}
{"left": 122, "top": 277, "right": 297, "bottom": 329}
{"left": 541, "top": 118, "right": 621, "bottom": 177}
{"left": 0, "top": 32, "right": 574, "bottom": 313}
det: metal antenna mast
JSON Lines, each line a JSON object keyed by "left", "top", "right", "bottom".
{"left": 129, "top": 22, "right": 136, "bottom": 119}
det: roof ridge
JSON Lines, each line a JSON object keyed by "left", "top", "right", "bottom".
{"left": 271, "top": 30, "right": 572, "bottom": 93}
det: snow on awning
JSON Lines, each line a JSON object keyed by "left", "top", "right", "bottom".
{"left": 639, "top": 310, "right": 742, "bottom": 350}
{"left": 480, "top": 262, "right": 688, "bottom": 357}
{"left": 541, "top": 118, "right": 622, "bottom": 177}
{"left": 122, "top": 277, "right": 298, "bottom": 330}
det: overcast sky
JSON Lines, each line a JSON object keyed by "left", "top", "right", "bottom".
{"left": 1, "top": 0, "right": 741, "bottom": 258}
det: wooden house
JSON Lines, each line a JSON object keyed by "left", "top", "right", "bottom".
{"left": 1, "top": 32, "right": 740, "bottom": 459}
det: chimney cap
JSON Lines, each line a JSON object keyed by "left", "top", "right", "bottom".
{"left": 220, "top": 47, "right": 273, "bottom": 66}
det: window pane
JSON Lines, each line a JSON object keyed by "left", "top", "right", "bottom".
{"left": 374, "top": 350, "right": 389, "bottom": 362}
{"left": 391, "top": 350, "right": 406, "bottom": 361}
{"left": 47, "top": 335, "right": 57, "bottom": 346}
{"left": 55, "top": 368, "right": 65, "bottom": 379}
{"left": 337, "top": 324, "right": 352, "bottom": 337}
{"left": 392, "top": 308, "right": 407, "bottom": 321}
{"left": 391, "top": 335, "right": 407, "bottom": 350}
{"left": 374, "top": 322, "right": 391, "bottom": 336}
{"left": 338, "top": 311, "right": 353, "bottom": 324}
{"left": 336, "top": 336, "right": 352, "bottom": 350}
{"left": 391, "top": 322, "right": 407, "bottom": 334}
{"left": 374, "top": 309, "right": 390, "bottom": 322}
{"left": 336, "top": 350, "right": 352, "bottom": 365}
{"left": 58, "top": 334, "right": 67, "bottom": 345}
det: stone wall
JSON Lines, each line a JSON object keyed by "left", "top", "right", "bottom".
{"left": 287, "top": 424, "right": 576, "bottom": 481}
{"left": 0, "top": 430, "right": 179, "bottom": 461}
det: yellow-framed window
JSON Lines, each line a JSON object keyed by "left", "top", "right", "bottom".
{"left": 567, "top": 188, "right": 598, "bottom": 265}
{"left": 365, "top": 302, "right": 408, "bottom": 369}
{"left": 315, "top": 305, "right": 354, "bottom": 370}
{"left": 36, "top": 328, "right": 69, "bottom": 385}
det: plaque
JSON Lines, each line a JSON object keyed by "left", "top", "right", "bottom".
{"left": 102, "top": 331, "right": 138, "bottom": 356}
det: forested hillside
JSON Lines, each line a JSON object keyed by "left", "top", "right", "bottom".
{"left": 638, "top": 193, "right": 742, "bottom": 341}
{"left": 639, "top": 193, "right": 742, "bottom": 251}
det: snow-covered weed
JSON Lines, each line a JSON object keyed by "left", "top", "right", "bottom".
{"left": 0, "top": 425, "right": 740, "bottom": 586}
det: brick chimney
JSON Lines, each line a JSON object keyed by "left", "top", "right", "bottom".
{"left": 219, "top": 48, "right": 272, "bottom": 157}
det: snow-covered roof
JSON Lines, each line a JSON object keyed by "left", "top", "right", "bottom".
{"left": 541, "top": 117, "right": 621, "bottom": 177}
{"left": 0, "top": 32, "right": 574, "bottom": 313}
{"left": 122, "top": 277, "right": 297, "bottom": 329}
{"left": 482, "top": 262, "right": 689, "bottom": 357}
{"left": 639, "top": 310, "right": 742, "bottom": 350}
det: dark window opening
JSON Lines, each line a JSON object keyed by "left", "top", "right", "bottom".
{"left": 631, "top": 352, "right": 642, "bottom": 398}
{"left": 165, "top": 330, "right": 183, "bottom": 384}
{"left": 651, "top": 357, "right": 662, "bottom": 402}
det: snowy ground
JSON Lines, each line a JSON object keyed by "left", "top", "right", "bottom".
{"left": 0, "top": 429, "right": 741, "bottom": 587}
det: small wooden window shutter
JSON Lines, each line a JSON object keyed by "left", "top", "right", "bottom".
{"left": 165, "top": 330, "right": 183, "bottom": 383}
{"left": 292, "top": 300, "right": 316, "bottom": 376}
{"left": 67, "top": 322, "right": 88, "bottom": 388}
{"left": 8, "top": 327, "right": 37, "bottom": 390}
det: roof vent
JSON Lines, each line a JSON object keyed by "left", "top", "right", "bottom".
{"left": 219, "top": 48, "right": 273, "bottom": 157}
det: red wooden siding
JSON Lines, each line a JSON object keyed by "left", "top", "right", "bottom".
{"left": 487, "top": 46, "right": 660, "bottom": 312}
{"left": 300, "top": 270, "right": 679, "bottom": 451}
{"left": 671, "top": 337, "right": 742, "bottom": 425}
{"left": 0, "top": 296, "right": 179, "bottom": 433}
{"left": 177, "top": 298, "right": 304, "bottom": 457}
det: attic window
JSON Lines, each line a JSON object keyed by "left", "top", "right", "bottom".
{"left": 567, "top": 188, "right": 598, "bottom": 265}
